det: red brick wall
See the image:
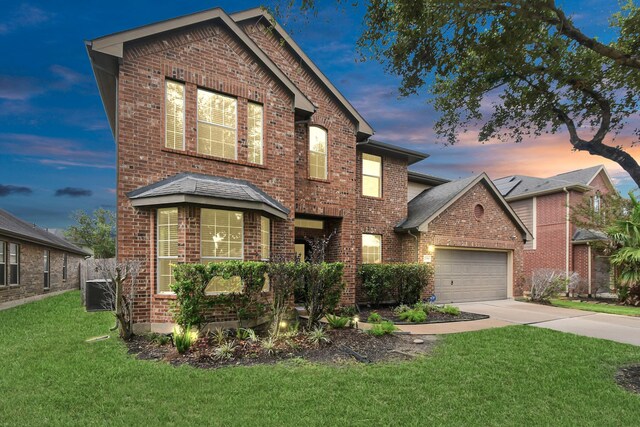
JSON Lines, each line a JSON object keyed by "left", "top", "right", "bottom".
{"left": 0, "top": 235, "right": 83, "bottom": 304}
{"left": 521, "top": 170, "right": 613, "bottom": 285}
{"left": 413, "top": 182, "right": 525, "bottom": 297}
{"left": 240, "top": 20, "right": 361, "bottom": 304}
{"left": 117, "top": 22, "right": 298, "bottom": 325}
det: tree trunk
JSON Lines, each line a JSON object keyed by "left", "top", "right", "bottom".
{"left": 574, "top": 140, "right": 640, "bottom": 189}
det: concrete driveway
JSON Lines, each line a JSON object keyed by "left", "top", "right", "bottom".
{"left": 456, "top": 299, "right": 640, "bottom": 346}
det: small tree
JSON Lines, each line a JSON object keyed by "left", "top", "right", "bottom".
{"left": 95, "top": 258, "right": 141, "bottom": 340}
{"left": 530, "top": 269, "right": 578, "bottom": 303}
{"left": 65, "top": 208, "right": 115, "bottom": 258}
{"left": 267, "top": 258, "right": 301, "bottom": 336}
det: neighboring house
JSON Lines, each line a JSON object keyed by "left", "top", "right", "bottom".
{"left": 494, "top": 165, "right": 616, "bottom": 295}
{"left": 0, "top": 210, "right": 89, "bottom": 304}
{"left": 47, "top": 228, "right": 95, "bottom": 257}
{"left": 86, "top": 7, "right": 529, "bottom": 331}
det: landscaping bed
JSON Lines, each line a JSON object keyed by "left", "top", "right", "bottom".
{"left": 127, "top": 328, "right": 436, "bottom": 369}
{"left": 616, "top": 364, "right": 640, "bottom": 394}
{"left": 359, "top": 305, "right": 488, "bottom": 325}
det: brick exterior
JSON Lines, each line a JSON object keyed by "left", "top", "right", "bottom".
{"left": 0, "top": 235, "right": 83, "bottom": 304}
{"left": 410, "top": 182, "right": 526, "bottom": 298}
{"left": 110, "top": 15, "right": 526, "bottom": 329}
{"left": 516, "top": 170, "right": 613, "bottom": 290}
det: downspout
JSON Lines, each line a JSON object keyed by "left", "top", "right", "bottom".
{"left": 563, "top": 187, "right": 570, "bottom": 294}
{"left": 587, "top": 243, "right": 592, "bottom": 297}
{"left": 408, "top": 229, "right": 419, "bottom": 262}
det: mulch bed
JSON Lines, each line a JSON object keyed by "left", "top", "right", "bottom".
{"left": 127, "top": 329, "right": 437, "bottom": 369}
{"left": 616, "top": 364, "right": 640, "bottom": 394}
{"left": 358, "top": 306, "right": 488, "bottom": 325}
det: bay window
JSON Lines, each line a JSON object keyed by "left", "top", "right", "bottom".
{"left": 201, "top": 209, "right": 243, "bottom": 293}
{"left": 157, "top": 208, "right": 178, "bottom": 293}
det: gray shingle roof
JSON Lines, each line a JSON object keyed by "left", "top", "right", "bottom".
{"left": 494, "top": 165, "right": 603, "bottom": 199}
{"left": 397, "top": 174, "right": 479, "bottom": 230}
{"left": 0, "top": 209, "right": 90, "bottom": 255}
{"left": 573, "top": 228, "right": 608, "bottom": 242}
{"left": 127, "top": 173, "right": 290, "bottom": 218}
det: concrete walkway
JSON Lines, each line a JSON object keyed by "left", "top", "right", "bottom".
{"left": 0, "top": 289, "right": 73, "bottom": 312}
{"left": 425, "top": 299, "right": 640, "bottom": 346}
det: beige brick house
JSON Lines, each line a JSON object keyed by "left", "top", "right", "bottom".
{"left": 87, "top": 7, "right": 530, "bottom": 331}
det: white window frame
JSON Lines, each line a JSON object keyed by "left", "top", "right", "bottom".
{"left": 0, "top": 241, "right": 5, "bottom": 287}
{"left": 362, "top": 234, "right": 382, "bottom": 264}
{"left": 248, "top": 102, "right": 264, "bottom": 165}
{"left": 62, "top": 253, "right": 68, "bottom": 281}
{"left": 362, "top": 153, "right": 382, "bottom": 198}
{"left": 308, "top": 126, "right": 328, "bottom": 180}
{"left": 8, "top": 243, "right": 19, "bottom": 285}
{"left": 165, "top": 80, "right": 186, "bottom": 150}
{"left": 43, "top": 250, "right": 50, "bottom": 290}
{"left": 196, "top": 88, "right": 238, "bottom": 160}
{"left": 157, "top": 208, "right": 179, "bottom": 294}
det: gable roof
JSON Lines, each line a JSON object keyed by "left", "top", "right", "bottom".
{"left": 231, "top": 7, "right": 374, "bottom": 140}
{"left": 127, "top": 173, "right": 290, "bottom": 219}
{"left": 0, "top": 210, "right": 90, "bottom": 256}
{"left": 396, "top": 173, "right": 532, "bottom": 240}
{"left": 357, "top": 139, "right": 429, "bottom": 165}
{"left": 493, "top": 165, "right": 610, "bottom": 201}
{"left": 86, "top": 7, "right": 315, "bottom": 137}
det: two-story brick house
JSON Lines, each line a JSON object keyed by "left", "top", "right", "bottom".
{"left": 87, "top": 7, "right": 530, "bottom": 331}
{"left": 494, "top": 165, "right": 616, "bottom": 295}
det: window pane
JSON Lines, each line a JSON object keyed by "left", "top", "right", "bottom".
{"left": 309, "top": 126, "right": 327, "bottom": 179}
{"left": 201, "top": 209, "right": 243, "bottom": 260}
{"left": 248, "top": 103, "right": 263, "bottom": 164}
{"left": 165, "top": 81, "right": 185, "bottom": 150}
{"left": 362, "top": 234, "right": 382, "bottom": 264}
{"left": 294, "top": 218, "right": 324, "bottom": 229}
{"left": 261, "top": 216, "right": 270, "bottom": 260}
{"left": 9, "top": 243, "right": 18, "bottom": 284}
{"left": 157, "top": 208, "right": 178, "bottom": 293}
{"left": 197, "top": 89, "right": 237, "bottom": 159}
{"left": 362, "top": 153, "right": 381, "bottom": 177}
{"left": 205, "top": 275, "right": 243, "bottom": 294}
{"left": 363, "top": 175, "right": 381, "bottom": 198}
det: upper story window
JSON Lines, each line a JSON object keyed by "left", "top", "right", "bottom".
{"left": 9, "top": 243, "right": 19, "bottom": 285}
{"left": 165, "top": 80, "right": 185, "bottom": 150}
{"left": 157, "top": 208, "right": 178, "bottom": 294}
{"left": 197, "top": 89, "right": 237, "bottom": 159}
{"left": 593, "top": 193, "right": 601, "bottom": 213}
{"left": 248, "top": 103, "right": 264, "bottom": 165}
{"left": 309, "top": 126, "right": 328, "bottom": 180}
{"left": 362, "top": 153, "right": 382, "bottom": 197}
{"left": 0, "top": 241, "right": 5, "bottom": 287}
{"left": 362, "top": 234, "right": 382, "bottom": 264}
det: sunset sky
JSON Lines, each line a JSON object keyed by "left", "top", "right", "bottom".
{"left": 0, "top": 0, "right": 638, "bottom": 228}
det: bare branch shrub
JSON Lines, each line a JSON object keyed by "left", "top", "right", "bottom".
{"left": 95, "top": 258, "right": 141, "bottom": 340}
{"left": 530, "top": 269, "right": 579, "bottom": 303}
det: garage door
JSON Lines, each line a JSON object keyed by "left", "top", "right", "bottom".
{"left": 434, "top": 249, "right": 508, "bottom": 303}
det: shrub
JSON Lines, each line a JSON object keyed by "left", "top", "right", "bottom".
{"left": 171, "top": 264, "right": 211, "bottom": 331}
{"left": 359, "top": 263, "right": 434, "bottom": 305}
{"left": 307, "top": 326, "right": 330, "bottom": 346}
{"left": 393, "top": 304, "right": 411, "bottom": 316}
{"left": 297, "top": 262, "right": 345, "bottom": 329}
{"left": 337, "top": 305, "right": 358, "bottom": 317}
{"left": 212, "top": 328, "right": 227, "bottom": 345}
{"left": 214, "top": 341, "right": 237, "bottom": 360}
{"left": 173, "top": 326, "right": 198, "bottom": 354}
{"left": 368, "top": 321, "right": 397, "bottom": 336}
{"left": 530, "top": 269, "right": 578, "bottom": 303}
{"left": 267, "top": 261, "right": 302, "bottom": 336}
{"left": 261, "top": 337, "right": 277, "bottom": 355}
{"left": 440, "top": 305, "right": 460, "bottom": 316}
{"left": 367, "top": 312, "right": 383, "bottom": 323}
{"left": 325, "top": 314, "right": 351, "bottom": 329}
{"left": 398, "top": 308, "right": 427, "bottom": 323}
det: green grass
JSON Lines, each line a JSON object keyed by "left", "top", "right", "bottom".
{"left": 1, "top": 291, "right": 639, "bottom": 426}
{"left": 551, "top": 298, "right": 640, "bottom": 316}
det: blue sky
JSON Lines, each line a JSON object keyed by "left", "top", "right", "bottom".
{"left": 0, "top": 0, "right": 637, "bottom": 228}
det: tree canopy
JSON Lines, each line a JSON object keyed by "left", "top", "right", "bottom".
{"left": 273, "top": 0, "right": 640, "bottom": 186}
{"left": 65, "top": 208, "right": 115, "bottom": 258}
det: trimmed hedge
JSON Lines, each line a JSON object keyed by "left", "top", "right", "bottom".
{"left": 358, "top": 263, "right": 434, "bottom": 305}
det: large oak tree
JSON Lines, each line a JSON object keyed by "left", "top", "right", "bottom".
{"left": 273, "top": 0, "right": 640, "bottom": 185}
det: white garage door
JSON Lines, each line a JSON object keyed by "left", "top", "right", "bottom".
{"left": 434, "top": 249, "right": 508, "bottom": 303}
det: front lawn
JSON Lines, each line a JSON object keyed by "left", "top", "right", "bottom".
{"left": 551, "top": 298, "right": 640, "bottom": 316}
{"left": 1, "top": 292, "right": 639, "bottom": 426}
